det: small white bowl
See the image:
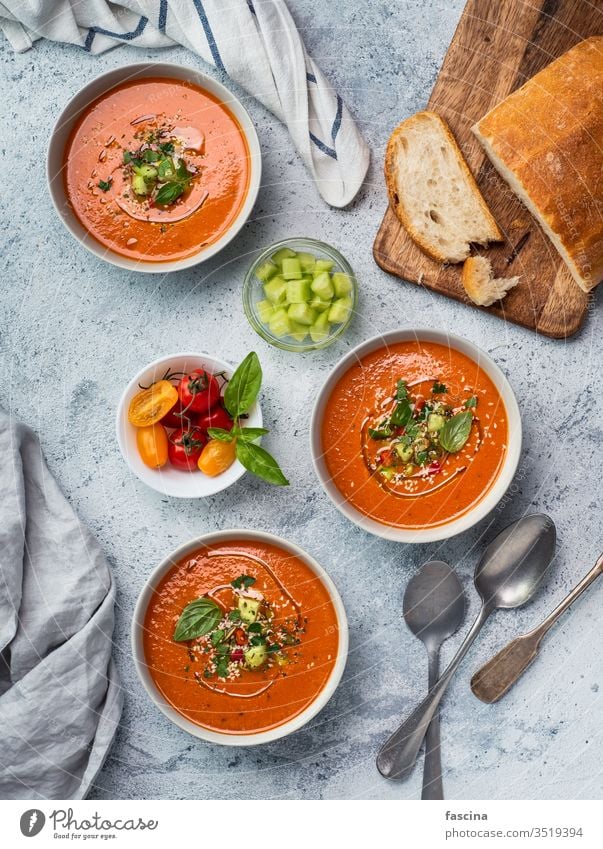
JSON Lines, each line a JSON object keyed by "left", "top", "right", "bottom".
{"left": 131, "top": 529, "right": 349, "bottom": 745}
{"left": 310, "top": 328, "right": 522, "bottom": 543}
{"left": 47, "top": 62, "right": 261, "bottom": 273}
{"left": 116, "top": 352, "right": 262, "bottom": 498}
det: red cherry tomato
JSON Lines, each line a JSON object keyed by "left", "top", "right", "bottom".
{"left": 168, "top": 427, "right": 207, "bottom": 471}
{"left": 177, "top": 369, "right": 221, "bottom": 415}
{"left": 195, "top": 405, "right": 234, "bottom": 432}
{"left": 160, "top": 402, "right": 197, "bottom": 430}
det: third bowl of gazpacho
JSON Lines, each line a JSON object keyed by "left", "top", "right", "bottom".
{"left": 132, "top": 530, "right": 348, "bottom": 744}
{"left": 311, "top": 329, "right": 521, "bottom": 543}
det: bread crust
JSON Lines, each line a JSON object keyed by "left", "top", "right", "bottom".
{"left": 385, "top": 111, "right": 502, "bottom": 263}
{"left": 462, "top": 255, "right": 519, "bottom": 306}
{"left": 473, "top": 36, "right": 603, "bottom": 293}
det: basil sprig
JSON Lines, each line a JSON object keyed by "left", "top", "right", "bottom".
{"left": 208, "top": 352, "right": 288, "bottom": 486}
{"left": 173, "top": 597, "right": 221, "bottom": 642}
{"left": 440, "top": 410, "right": 473, "bottom": 453}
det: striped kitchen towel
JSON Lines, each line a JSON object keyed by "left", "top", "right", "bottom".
{"left": 0, "top": 0, "right": 369, "bottom": 208}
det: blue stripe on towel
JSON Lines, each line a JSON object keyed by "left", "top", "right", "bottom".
{"left": 306, "top": 72, "right": 317, "bottom": 83}
{"left": 192, "top": 0, "right": 225, "bottom": 71}
{"left": 309, "top": 132, "right": 337, "bottom": 160}
{"left": 158, "top": 0, "right": 168, "bottom": 33}
{"left": 247, "top": 0, "right": 257, "bottom": 14}
{"left": 83, "top": 15, "right": 148, "bottom": 51}
{"left": 331, "top": 94, "right": 343, "bottom": 143}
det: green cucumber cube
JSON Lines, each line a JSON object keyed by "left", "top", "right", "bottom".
{"left": 314, "top": 259, "right": 334, "bottom": 273}
{"left": 310, "top": 311, "right": 330, "bottom": 343}
{"left": 332, "top": 272, "right": 354, "bottom": 297}
{"left": 255, "top": 260, "right": 278, "bottom": 282}
{"left": 328, "top": 297, "right": 353, "bottom": 325}
{"left": 271, "top": 247, "right": 297, "bottom": 267}
{"left": 256, "top": 299, "right": 275, "bottom": 323}
{"left": 310, "top": 271, "right": 335, "bottom": 300}
{"left": 297, "top": 252, "right": 316, "bottom": 274}
{"left": 287, "top": 303, "right": 316, "bottom": 326}
{"left": 269, "top": 307, "right": 292, "bottom": 337}
{"left": 309, "top": 296, "right": 331, "bottom": 313}
{"left": 263, "top": 276, "right": 287, "bottom": 304}
{"left": 286, "top": 278, "right": 312, "bottom": 303}
{"left": 289, "top": 321, "right": 308, "bottom": 342}
{"left": 282, "top": 257, "right": 303, "bottom": 280}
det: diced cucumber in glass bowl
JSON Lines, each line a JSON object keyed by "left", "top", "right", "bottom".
{"left": 243, "top": 238, "right": 357, "bottom": 352}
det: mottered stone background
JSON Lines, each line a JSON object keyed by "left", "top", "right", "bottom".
{"left": 1, "top": 0, "right": 601, "bottom": 800}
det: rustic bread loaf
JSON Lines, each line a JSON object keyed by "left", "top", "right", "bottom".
{"left": 462, "top": 256, "right": 520, "bottom": 307}
{"left": 385, "top": 111, "right": 502, "bottom": 263}
{"left": 472, "top": 36, "right": 603, "bottom": 293}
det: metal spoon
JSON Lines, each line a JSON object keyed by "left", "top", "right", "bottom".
{"left": 471, "top": 551, "right": 603, "bottom": 703}
{"left": 377, "top": 514, "right": 556, "bottom": 780}
{"left": 403, "top": 561, "right": 465, "bottom": 799}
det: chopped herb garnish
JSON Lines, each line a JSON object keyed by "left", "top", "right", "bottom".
{"left": 432, "top": 381, "right": 447, "bottom": 394}
{"left": 210, "top": 629, "right": 225, "bottom": 646}
{"left": 98, "top": 178, "right": 112, "bottom": 191}
{"left": 231, "top": 574, "right": 256, "bottom": 590}
{"left": 228, "top": 609, "right": 242, "bottom": 622}
{"left": 247, "top": 622, "right": 263, "bottom": 633}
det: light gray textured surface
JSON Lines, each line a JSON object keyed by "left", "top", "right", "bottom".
{"left": 1, "top": 0, "right": 601, "bottom": 801}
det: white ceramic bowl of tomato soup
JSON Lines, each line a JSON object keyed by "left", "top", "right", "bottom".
{"left": 131, "top": 529, "right": 348, "bottom": 745}
{"left": 116, "top": 352, "right": 262, "bottom": 498}
{"left": 310, "top": 328, "right": 522, "bottom": 543}
{"left": 47, "top": 62, "right": 261, "bottom": 273}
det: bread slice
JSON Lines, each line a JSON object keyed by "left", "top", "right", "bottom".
{"left": 462, "top": 256, "right": 519, "bottom": 307}
{"left": 385, "top": 111, "right": 502, "bottom": 263}
{"left": 472, "top": 37, "right": 603, "bottom": 293}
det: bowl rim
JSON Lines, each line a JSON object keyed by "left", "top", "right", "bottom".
{"left": 242, "top": 237, "right": 358, "bottom": 352}
{"left": 115, "top": 351, "right": 261, "bottom": 498}
{"left": 46, "top": 61, "right": 262, "bottom": 274}
{"left": 310, "top": 327, "right": 523, "bottom": 543}
{"left": 131, "top": 528, "right": 349, "bottom": 745}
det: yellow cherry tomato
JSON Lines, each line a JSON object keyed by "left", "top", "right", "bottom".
{"left": 198, "top": 439, "right": 236, "bottom": 476}
{"left": 136, "top": 423, "right": 169, "bottom": 469}
{"left": 128, "top": 380, "right": 178, "bottom": 427}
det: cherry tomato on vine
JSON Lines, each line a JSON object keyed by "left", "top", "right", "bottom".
{"left": 160, "top": 402, "right": 196, "bottom": 430}
{"left": 195, "top": 405, "right": 234, "bottom": 432}
{"left": 168, "top": 427, "right": 207, "bottom": 471}
{"left": 177, "top": 369, "right": 221, "bottom": 415}
{"left": 198, "top": 439, "right": 237, "bottom": 476}
{"left": 136, "top": 424, "right": 169, "bottom": 469}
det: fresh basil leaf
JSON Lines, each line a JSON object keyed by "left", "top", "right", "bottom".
{"left": 235, "top": 427, "right": 269, "bottom": 443}
{"left": 395, "top": 380, "right": 408, "bottom": 400}
{"left": 440, "top": 411, "right": 473, "bottom": 453}
{"left": 207, "top": 427, "right": 235, "bottom": 443}
{"left": 368, "top": 420, "right": 393, "bottom": 440}
{"left": 231, "top": 574, "right": 256, "bottom": 590}
{"left": 432, "top": 381, "right": 447, "bottom": 394}
{"left": 173, "top": 597, "right": 221, "bottom": 642}
{"left": 224, "top": 352, "right": 262, "bottom": 419}
{"left": 157, "top": 159, "right": 175, "bottom": 180}
{"left": 228, "top": 609, "right": 242, "bottom": 622}
{"left": 235, "top": 440, "right": 289, "bottom": 486}
{"left": 465, "top": 396, "right": 478, "bottom": 409}
{"left": 391, "top": 399, "right": 412, "bottom": 427}
{"left": 155, "top": 181, "right": 184, "bottom": 206}
{"left": 98, "top": 179, "right": 112, "bottom": 191}
{"left": 176, "top": 161, "right": 191, "bottom": 181}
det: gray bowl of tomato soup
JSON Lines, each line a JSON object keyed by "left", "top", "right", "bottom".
{"left": 310, "top": 328, "right": 522, "bottom": 543}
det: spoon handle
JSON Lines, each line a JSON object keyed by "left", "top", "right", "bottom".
{"left": 377, "top": 604, "right": 490, "bottom": 781}
{"left": 421, "top": 649, "right": 443, "bottom": 800}
{"left": 472, "top": 553, "right": 603, "bottom": 704}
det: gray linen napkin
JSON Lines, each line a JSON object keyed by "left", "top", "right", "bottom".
{"left": 0, "top": 410, "right": 122, "bottom": 799}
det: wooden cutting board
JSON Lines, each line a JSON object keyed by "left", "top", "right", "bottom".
{"left": 373, "top": 0, "right": 602, "bottom": 338}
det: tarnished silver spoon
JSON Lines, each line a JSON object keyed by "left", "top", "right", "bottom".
{"left": 403, "top": 561, "right": 465, "bottom": 799}
{"left": 377, "top": 514, "right": 557, "bottom": 780}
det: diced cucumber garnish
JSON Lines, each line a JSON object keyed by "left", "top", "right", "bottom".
{"left": 286, "top": 278, "right": 312, "bottom": 303}
{"left": 315, "top": 259, "right": 334, "bottom": 273}
{"left": 289, "top": 321, "right": 308, "bottom": 342}
{"left": 269, "top": 307, "right": 292, "bottom": 337}
{"left": 256, "top": 299, "right": 275, "bottom": 323}
{"left": 271, "top": 247, "right": 297, "bottom": 267}
{"left": 263, "top": 276, "right": 287, "bottom": 304}
{"left": 309, "top": 296, "right": 331, "bottom": 313}
{"left": 310, "top": 311, "right": 330, "bottom": 343}
{"left": 311, "top": 271, "right": 335, "bottom": 301}
{"left": 132, "top": 174, "right": 151, "bottom": 196}
{"left": 244, "top": 644, "right": 267, "bottom": 669}
{"left": 395, "top": 443, "right": 414, "bottom": 462}
{"left": 281, "top": 257, "right": 302, "bottom": 280}
{"left": 238, "top": 596, "right": 261, "bottom": 623}
{"left": 288, "top": 303, "right": 316, "bottom": 326}
{"left": 332, "top": 272, "right": 353, "bottom": 297}
{"left": 328, "top": 297, "right": 352, "bottom": 325}
{"left": 255, "top": 260, "right": 278, "bottom": 282}
{"left": 298, "top": 252, "right": 316, "bottom": 273}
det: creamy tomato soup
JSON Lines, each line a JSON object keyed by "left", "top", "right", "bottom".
{"left": 321, "top": 340, "right": 508, "bottom": 529}
{"left": 64, "top": 78, "right": 250, "bottom": 262}
{"left": 143, "top": 539, "right": 340, "bottom": 735}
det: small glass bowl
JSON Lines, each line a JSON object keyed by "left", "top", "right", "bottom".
{"left": 242, "top": 237, "right": 358, "bottom": 352}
